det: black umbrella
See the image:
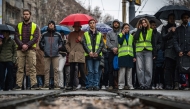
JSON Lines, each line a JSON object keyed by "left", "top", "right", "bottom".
{"left": 154, "top": 5, "right": 190, "bottom": 20}
{"left": 105, "top": 21, "right": 134, "bottom": 30}
{"left": 129, "top": 14, "right": 162, "bottom": 28}
{"left": 0, "top": 24, "right": 15, "bottom": 34}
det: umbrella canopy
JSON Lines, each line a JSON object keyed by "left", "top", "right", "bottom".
{"left": 81, "top": 23, "right": 112, "bottom": 33}
{"left": 129, "top": 14, "right": 162, "bottom": 28}
{"left": 105, "top": 20, "right": 134, "bottom": 30}
{"left": 41, "top": 25, "right": 70, "bottom": 35}
{"left": 0, "top": 24, "right": 15, "bottom": 34}
{"left": 154, "top": 5, "right": 190, "bottom": 20}
{"left": 60, "top": 13, "right": 95, "bottom": 26}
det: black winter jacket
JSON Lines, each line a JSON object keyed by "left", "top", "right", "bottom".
{"left": 161, "top": 24, "right": 177, "bottom": 59}
{"left": 174, "top": 24, "right": 190, "bottom": 53}
{"left": 82, "top": 30, "right": 104, "bottom": 60}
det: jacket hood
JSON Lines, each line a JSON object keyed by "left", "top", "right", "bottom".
{"left": 113, "top": 19, "right": 120, "bottom": 26}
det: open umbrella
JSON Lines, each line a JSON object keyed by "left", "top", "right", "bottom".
{"left": 0, "top": 24, "right": 15, "bottom": 34}
{"left": 105, "top": 20, "right": 134, "bottom": 30}
{"left": 41, "top": 25, "right": 70, "bottom": 35}
{"left": 129, "top": 14, "right": 162, "bottom": 28}
{"left": 81, "top": 23, "right": 113, "bottom": 33}
{"left": 60, "top": 13, "right": 95, "bottom": 26}
{"left": 154, "top": 5, "right": 190, "bottom": 20}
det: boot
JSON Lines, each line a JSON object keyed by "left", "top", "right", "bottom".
{"left": 174, "top": 82, "right": 179, "bottom": 90}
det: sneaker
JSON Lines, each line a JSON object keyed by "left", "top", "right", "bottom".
{"left": 108, "top": 86, "right": 113, "bottom": 90}
{"left": 87, "top": 86, "right": 93, "bottom": 91}
{"left": 129, "top": 87, "right": 134, "bottom": 90}
{"left": 39, "top": 85, "right": 43, "bottom": 90}
{"left": 31, "top": 84, "right": 39, "bottom": 90}
{"left": 81, "top": 86, "right": 86, "bottom": 90}
{"left": 165, "top": 85, "right": 173, "bottom": 90}
{"left": 174, "top": 82, "right": 179, "bottom": 90}
{"left": 155, "top": 84, "right": 159, "bottom": 89}
{"left": 13, "top": 84, "right": 21, "bottom": 90}
{"left": 101, "top": 85, "right": 106, "bottom": 90}
{"left": 118, "top": 86, "right": 124, "bottom": 90}
{"left": 66, "top": 86, "right": 73, "bottom": 90}
{"left": 158, "top": 83, "right": 163, "bottom": 90}
{"left": 76, "top": 84, "right": 81, "bottom": 89}
{"left": 152, "top": 86, "right": 155, "bottom": 90}
{"left": 93, "top": 86, "right": 99, "bottom": 91}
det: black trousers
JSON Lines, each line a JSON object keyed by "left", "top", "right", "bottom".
{"left": 164, "top": 57, "right": 177, "bottom": 86}
{"left": 102, "top": 58, "right": 109, "bottom": 86}
{"left": 69, "top": 62, "right": 86, "bottom": 87}
{"left": 0, "top": 62, "right": 14, "bottom": 90}
{"left": 108, "top": 52, "right": 118, "bottom": 87}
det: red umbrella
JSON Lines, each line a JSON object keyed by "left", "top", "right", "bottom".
{"left": 60, "top": 13, "right": 95, "bottom": 26}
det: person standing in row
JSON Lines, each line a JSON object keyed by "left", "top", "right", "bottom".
{"left": 39, "top": 20, "right": 63, "bottom": 89}
{"left": 14, "top": 9, "right": 39, "bottom": 90}
{"left": 134, "top": 18, "right": 156, "bottom": 90}
{"left": 66, "top": 22, "right": 86, "bottom": 90}
{"left": 173, "top": 13, "right": 190, "bottom": 90}
{"left": 118, "top": 23, "right": 136, "bottom": 90}
{"left": 149, "top": 20, "right": 164, "bottom": 90}
{"left": 82, "top": 19, "right": 104, "bottom": 91}
{"left": 161, "top": 14, "right": 177, "bottom": 90}
{"left": 106, "top": 19, "right": 121, "bottom": 90}
{"left": 0, "top": 31, "right": 17, "bottom": 91}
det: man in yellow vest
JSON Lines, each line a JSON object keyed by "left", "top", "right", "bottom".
{"left": 82, "top": 19, "right": 104, "bottom": 91}
{"left": 14, "top": 9, "right": 39, "bottom": 90}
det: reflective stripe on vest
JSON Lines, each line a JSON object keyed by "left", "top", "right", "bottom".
{"left": 84, "top": 31, "right": 102, "bottom": 56}
{"left": 16, "top": 22, "right": 37, "bottom": 47}
{"left": 118, "top": 33, "right": 134, "bottom": 57}
{"left": 136, "top": 29, "right": 153, "bottom": 52}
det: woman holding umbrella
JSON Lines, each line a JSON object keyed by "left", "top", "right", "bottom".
{"left": 134, "top": 18, "right": 156, "bottom": 90}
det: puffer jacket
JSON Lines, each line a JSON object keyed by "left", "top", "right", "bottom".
{"left": 39, "top": 30, "right": 63, "bottom": 57}
{"left": 0, "top": 37, "right": 17, "bottom": 63}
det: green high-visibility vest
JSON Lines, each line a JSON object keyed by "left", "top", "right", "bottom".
{"left": 16, "top": 22, "right": 37, "bottom": 48}
{"left": 84, "top": 31, "right": 102, "bottom": 56}
{"left": 136, "top": 29, "right": 153, "bottom": 52}
{"left": 118, "top": 33, "right": 134, "bottom": 57}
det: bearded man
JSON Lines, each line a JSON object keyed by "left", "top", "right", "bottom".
{"left": 14, "top": 9, "right": 40, "bottom": 90}
{"left": 106, "top": 19, "right": 121, "bottom": 90}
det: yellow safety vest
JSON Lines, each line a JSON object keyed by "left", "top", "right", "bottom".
{"left": 136, "top": 29, "right": 153, "bottom": 52}
{"left": 84, "top": 31, "right": 102, "bottom": 56}
{"left": 118, "top": 33, "right": 134, "bottom": 57}
{"left": 16, "top": 22, "right": 37, "bottom": 48}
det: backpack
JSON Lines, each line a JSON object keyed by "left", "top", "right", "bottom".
{"left": 113, "top": 55, "right": 119, "bottom": 70}
{"left": 179, "top": 55, "right": 190, "bottom": 74}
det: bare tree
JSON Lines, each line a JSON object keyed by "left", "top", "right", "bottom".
{"left": 101, "top": 14, "right": 114, "bottom": 23}
{"left": 168, "top": 0, "right": 190, "bottom": 9}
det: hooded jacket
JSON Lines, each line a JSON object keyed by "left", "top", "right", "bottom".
{"left": 39, "top": 28, "right": 63, "bottom": 57}
{"left": 106, "top": 19, "right": 121, "bottom": 52}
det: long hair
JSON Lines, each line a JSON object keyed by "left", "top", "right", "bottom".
{"left": 136, "top": 18, "right": 150, "bottom": 30}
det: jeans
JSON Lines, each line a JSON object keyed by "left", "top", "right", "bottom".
{"left": 37, "top": 75, "right": 43, "bottom": 87}
{"left": 86, "top": 59, "right": 100, "bottom": 88}
{"left": 58, "top": 54, "right": 66, "bottom": 87}
{"left": 0, "top": 62, "right": 14, "bottom": 90}
{"left": 136, "top": 50, "right": 153, "bottom": 87}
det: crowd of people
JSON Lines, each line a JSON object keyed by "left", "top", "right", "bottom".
{"left": 0, "top": 9, "right": 190, "bottom": 91}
